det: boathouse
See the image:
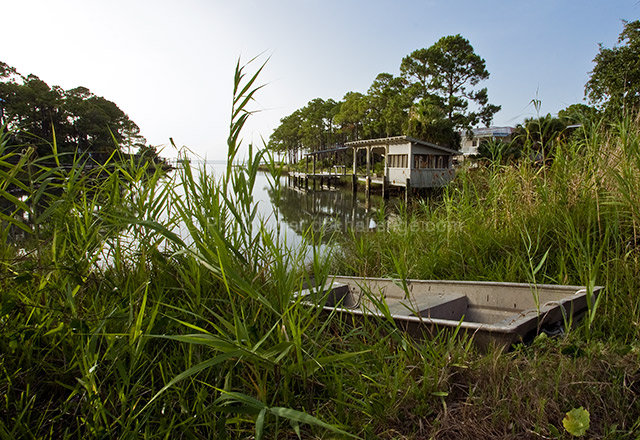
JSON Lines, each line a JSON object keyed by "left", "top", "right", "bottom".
{"left": 345, "top": 136, "right": 458, "bottom": 190}
{"left": 288, "top": 136, "right": 459, "bottom": 203}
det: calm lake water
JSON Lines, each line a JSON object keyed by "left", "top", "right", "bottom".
{"left": 193, "top": 162, "right": 385, "bottom": 252}
{"left": 6, "top": 161, "right": 388, "bottom": 267}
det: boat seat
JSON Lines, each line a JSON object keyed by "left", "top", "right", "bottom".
{"left": 295, "top": 281, "right": 351, "bottom": 307}
{"left": 386, "top": 293, "right": 467, "bottom": 321}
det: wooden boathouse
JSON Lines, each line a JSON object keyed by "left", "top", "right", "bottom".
{"left": 289, "top": 136, "right": 458, "bottom": 202}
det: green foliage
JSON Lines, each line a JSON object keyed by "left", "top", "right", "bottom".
{"left": 136, "top": 144, "right": 167, "bottom": 166}
{"left": 510, "top": 113, "right": 568, "bottom": 160}
{"left": 399, "top": 47, "right": 432, "bottom": 102}
{"left": 401, "top": 34, "right": 500, "bottom": 130}
{"left": 0, "top": 61, "right": 146, "bottom": 159}
{"left": 586, "top": 20, "right": 640, "bottom": 117}
{"left": 269, "top": 33, "right": 496, "bottom": 161}
{"left": 365, "top": 73, "right": 411, "bottom": 138}
{"left": 406, "top": 99, "right": 460, "bottom": 148}
{"left": 335, "top": 112, "right": 640, "bottom": 340}
{"left": 268, "top": 109, "right": 303, "bottom": 162}
{"left": 474, "top": 110, "right": 571, "bottom": 164}
{"left": 4, "top": 57, "right": 640, "bottom": 439}
{"left": 558, "top": 103, "right": 600, "bottom": 125}
{"left": 333, "top": 91, "right": 368, "bottom": 141}
{"left": 476, "top": 138, "right": 520, "bottom": 164}
{"left": 299, "top": 97, "right": 340, "bottom": 151}
{"left": 0, "top": 57, "right": 365, "bottom": 439}
{"left": 563, "top": 407, "right": 590, "bottom": 437}
{"left": 268, "top": 98, "right": 341, "bottom": 163}
{"left": 330, "top": 113, "right": 640, "bottom": 437}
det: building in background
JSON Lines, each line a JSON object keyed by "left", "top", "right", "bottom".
{"left": 345, "top": 136, "right": 458, "bottom": 189}
{"left": 460, "top": 127, "right": 515, "bottom": 157}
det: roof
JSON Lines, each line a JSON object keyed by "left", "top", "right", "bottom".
{"left": 470, "top": 126, "right": 515, "bottom": 137}
{"left": 304, "top": 146, "right": 349, "bottom": 156}
{"left": 345, "top": 136, "right": 459, "bottom": 155}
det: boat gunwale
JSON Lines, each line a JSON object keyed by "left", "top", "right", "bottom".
{"left": 311, "top": 276, "right": 604, "bottom": 336}
{"left": 329, "top": 275, "right": 591, "bottom": 293}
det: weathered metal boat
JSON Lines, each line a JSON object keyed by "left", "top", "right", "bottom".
{"left": 297, "top": 276, "right": 603, "bottom": 349}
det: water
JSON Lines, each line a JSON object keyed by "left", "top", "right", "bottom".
{"left": 7, "top": 160, "right": 388, "bottom": 268}
{"left": 191, "top": 162, "right": 384, "bottom": 251}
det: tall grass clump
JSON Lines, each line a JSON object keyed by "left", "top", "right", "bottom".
{"left": 332, "top": 114, "right": 640, "bottom": 436}
{"left": 0, "top": 58, "right": 336, "bottom": 438}
{"left": 336, "top": 114, "right": 640, "bottom": 338}
{"left": 0, "top": 59, "right": 475, "bottom": 440}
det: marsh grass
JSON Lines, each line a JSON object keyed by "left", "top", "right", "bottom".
{"left": 332, "top": 114, "right": 640, "bottom": 436}
{"left": 1, "top": 58, "right": 455, "bottom": 439}
{"left": 336, "top": 116, "right": 640, "bottom": 335}
{"left": 2, "top": 57, "right": 640, "bottom": 439}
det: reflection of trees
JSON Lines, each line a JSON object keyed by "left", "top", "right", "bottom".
{"left": 267, "top": 184, "right": 378, "bottom": 243}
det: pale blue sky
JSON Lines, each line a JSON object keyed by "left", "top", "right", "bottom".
{"left": 3, "top": 1, "right": 639, "bottom": 159}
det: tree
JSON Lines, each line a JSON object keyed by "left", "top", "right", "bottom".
{"left": 268, "top": 110, "right": 303, "bottom": 163}
{"left": 365, "top": 73, "right": 411, "bottom": 138}
{"left": 136, "top": 144, "right": 167, "bottom": 167}
{"left": 64, "top": 86, "right": 145, "bottom": 155}
{"left": 298, "top": 98, "right": 339, "bottom": 152}
{"left": 586, "top": 20, "right": 640, "bottom": 116}
{"left": 401, "top": 34, "right": 500, "bottom": 130}
{"left": 406, "top": 100, "right": 460, "bottom": 148}
{"left": 557, "top": 103, "right": 600, "bottom": 125}
{"left": 510, "top": 114, "right": 567, "bottom": 162}
{"left": 0, "top": 73, "right": 65, "bottom": 147}
{"left": 268, "top": 35, "right": 500, "bottom": 156}
{"left": 334, "top": 91, "right": 368, "bottom": 142}
{"left": 398, "top": 48, "right": 432, "bottom": 102}
{"left": 0, "top": 61, "right": 146, "bottom": 160}
{"left": 476, "top": 138, "right": 521, "bottom": 165}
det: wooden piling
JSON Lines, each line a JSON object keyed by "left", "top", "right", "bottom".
{"left": 365, "top": 175, "right": 371, "bottom": 201}
{"left": 405, "top": 178, "right": 411, "bottom": 205}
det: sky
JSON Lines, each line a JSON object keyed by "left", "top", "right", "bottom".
{"left": 3, "top": 0, "right": 639, "bottom": 160}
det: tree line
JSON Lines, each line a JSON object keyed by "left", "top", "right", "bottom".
{"left": 269, "top": 21, "right": 640, "bottom": 164}
{"left": 268, "top": 34, "right": 500, "bottom": 163}
{"left": 0, "top": 61, "right": 162, "bottom": 164}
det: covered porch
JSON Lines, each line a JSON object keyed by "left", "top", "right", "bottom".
{"left": 288, "top": 135, "right": 459, "bottom": 202}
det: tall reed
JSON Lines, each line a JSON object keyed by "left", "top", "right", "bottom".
{"left": 2, "top": 58, "right": 420, "bottom": 439}
{"left": 334, "top": 113, "right": 640, "bottom": 341}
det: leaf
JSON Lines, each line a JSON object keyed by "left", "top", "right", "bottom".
{"left": 286, "top": 350, "right": 371, "bottom": 375}
{"left": 548, "top": 423, "right": 561, "bottom": 437}
{"left": 137, "top": 350, "right": 242, "bottom": 415}
{"left": 215, "top": 389, "right": 266, "bottom": 409}
{"left": 268, "top": 407, "right": 358, "bottom": 438}
{"left": 563, "top": 407, "right": 590, "bottom": 437}
{"left": 533, "top": 247, "right": 550, "bottom": 276}
{"left": 255, "top": 408, "right": 266, "bottom": 440}
{"left": 213, "top": 389, "right": 360, "bottom": 439}
{"left": 44, "top": 322, "right": 65, "bottom": 336}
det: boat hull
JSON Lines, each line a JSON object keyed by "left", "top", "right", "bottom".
{"left": 299, "top": 276, "right": 602, "bottom": 350}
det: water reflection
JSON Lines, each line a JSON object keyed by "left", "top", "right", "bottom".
{"left": 4, "top": 161, "right": 389, "bottom": 260}
{"left": 266, "top": 178, "right": 385, "bottom": 244}
{"left": 159, "top": 163, "right": 386, "bottom": 249}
